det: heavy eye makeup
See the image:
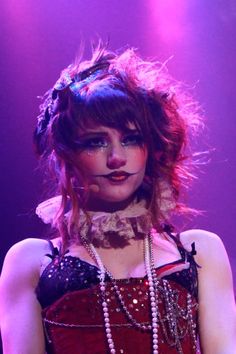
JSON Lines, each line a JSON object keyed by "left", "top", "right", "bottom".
{"left": 75, "top": 134, "right": 108, "bottom": 150}
{"left": 121, "top": 133, "right": 144, "bottom": 147}
{"left": 75, "top": 131, "right": 144, "bottom": 151}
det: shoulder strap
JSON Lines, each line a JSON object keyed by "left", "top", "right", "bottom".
{"left": 45, "top": 240, "right": 60, "bottom": 259}
{"left": 162, "top": 224, "right": 194, "bottom": 260}
{"left": 162, "top": 224, "right": 200, "bottom": 270}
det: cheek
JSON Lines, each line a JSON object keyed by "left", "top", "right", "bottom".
{"left": 76, "top": 153, "right": 100, "bottom": 175}
{"left": 129, "top": 147, "right": 148, "bottom": 170}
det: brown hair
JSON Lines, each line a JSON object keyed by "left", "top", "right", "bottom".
{"left": 34, "top": 44, "right": 202, "bottom": 247}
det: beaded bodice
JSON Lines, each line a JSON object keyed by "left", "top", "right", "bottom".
{"left": 36, "top": 241, "right": 198, "bottom": 309}
{"left": 36, "top": 234, "right": 199, "bottom": 354}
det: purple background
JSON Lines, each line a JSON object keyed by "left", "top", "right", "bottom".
{"left": 0, "top": 0, "right": 235, "bottom": 288}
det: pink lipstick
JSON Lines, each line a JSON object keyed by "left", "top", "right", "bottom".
{"left": 104, "top": 171, "right": 133, "bottom": 182}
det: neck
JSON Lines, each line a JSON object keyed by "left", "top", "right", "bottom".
{"left": 85, "top": 194, "right": 135, "bottom": 213}
{"left": 76, "top": 197, "right": 151, "bottom": 249}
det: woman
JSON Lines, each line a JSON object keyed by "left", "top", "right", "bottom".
{"left": 0, "top": 46, "right": 235, "bottom": 354}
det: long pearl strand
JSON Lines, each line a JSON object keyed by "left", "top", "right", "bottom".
{"left": 86, "top": 234, "right": 159, "bottom": 354}
{"left": 89, "top": 243, "right": 116, "bottom": 354}
{"left": 144, "top": 234, "right": 159, "bottom": 354}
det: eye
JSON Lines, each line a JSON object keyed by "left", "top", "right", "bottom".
{"left": 121, "top": 134, "right": 144, "bottom": 147}
{"left": 76, "top": 137, "right": 108, "bottom": 150}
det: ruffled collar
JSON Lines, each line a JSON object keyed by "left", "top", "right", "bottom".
{"left": 35, "top": 180, "right": 176, "bottom": 247}
{"left": 79, "top": 200, "right": 152, "bottom": 247}
{"left": 36, "top": 197, "right": 152, "bottom": 247}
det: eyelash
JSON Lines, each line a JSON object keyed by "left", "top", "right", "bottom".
{"left": 77, "top": 134, "right": 144, "bottom": 150}
{"left": 121, "top": 134, "right": 144, "bottom": 146}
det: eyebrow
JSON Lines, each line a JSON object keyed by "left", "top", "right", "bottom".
{"left": 77, "top": 132, "right": 108, "bottom": 140}
{"left": 77, "top": 127, "right": 140, "bottom": 139}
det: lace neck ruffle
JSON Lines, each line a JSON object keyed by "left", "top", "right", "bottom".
{"left": 36, "top": 197, "right": 152, "bottom": 247}
{"left": 35, "top": 180, "right": 176, "bottom": 247}
{"left": 79, "top": 200, "right": 152, "bottom": 247}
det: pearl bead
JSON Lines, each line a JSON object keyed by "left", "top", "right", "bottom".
{"left": 87, "top": 234, "right": 161, "bottom": 354}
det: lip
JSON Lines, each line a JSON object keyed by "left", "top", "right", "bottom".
{"left": 102, "top": 171, "right": 134, "bottom": 182}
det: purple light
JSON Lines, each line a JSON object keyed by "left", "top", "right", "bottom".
{"left": 147, "top": 0, "right": 188, "bottom": 43}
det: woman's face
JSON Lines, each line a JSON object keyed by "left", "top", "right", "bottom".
{"left": 75, "top": 123, "right": 148, "bottom": 211}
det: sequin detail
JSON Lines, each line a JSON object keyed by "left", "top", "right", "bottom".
{"left": 36, "top": 237, "right": 200, "bottom": 354}
{"left": 36, "top": 250, "right": 198, "bottom": 309}
{"left": 42, "top": 276, "right": 199, "bottom": 354}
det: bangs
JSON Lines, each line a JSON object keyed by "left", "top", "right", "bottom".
{"left": 74, "top": 85, "right": 144, "bottom": 133}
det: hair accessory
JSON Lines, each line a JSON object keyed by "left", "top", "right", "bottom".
{"left": 36, "top": 59, "right": 110, "bottom": 133}
{"left": 53, "top": 69, "right": 74, "bottom": 91}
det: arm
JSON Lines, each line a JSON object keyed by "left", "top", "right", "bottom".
{"left": 0, "top": 238, "right": 48, "bottom": 354}
{"left": 181, "top": 230, "right": 236, "bottom": 354}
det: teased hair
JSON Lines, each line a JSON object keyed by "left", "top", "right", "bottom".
{"left": 34, "top": 43, "right": 203, "bottom": 248}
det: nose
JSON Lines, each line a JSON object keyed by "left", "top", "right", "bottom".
{"left": 106, "top": 143, "right": 127, "bottom": 169}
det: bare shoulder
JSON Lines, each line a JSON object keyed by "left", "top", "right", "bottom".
{"left": 179, "top": 229, "right": 229, "bottom": 267}
{"left": 0, "top": 238, "right": 49, "bottom": 353}
{"left": 3, "top": 238, "right": 51, "bottom": 265}
{"left": 180, "top": 228, "right": 222, "bottom": 248}
{"left": 180, "top": 231, "right": 236, "bottom": 353}
{"left": 1, "top": 238, "right": 52, "bottom": 287}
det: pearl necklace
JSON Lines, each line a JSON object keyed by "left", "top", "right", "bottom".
{"left": 85, "top": 242, "right": 116, "bottom": 353}
{"left": 144, "top": 234, "right": 159, "bottom": 353}
{"left": 82, "top": 234, "right": 159, "bottom": 354}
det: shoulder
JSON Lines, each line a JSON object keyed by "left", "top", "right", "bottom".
{"left": 179, "top": 229, "right": 230, "bottom": 270}
{"left": 4, "top": 237, "right": 51, "bottom": 264}
{"left": 180, "top": 228, "right": 225, "bottom": 251}
{"left": 180, "top": 232, "right": 236, "bottom": 353}
{"left": 1, "top": 238, "right": 53, "bottom": 287}
{"left": 0, "top": 240, "right": 49, "bottom": 352}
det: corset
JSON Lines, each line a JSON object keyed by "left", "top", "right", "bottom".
{"left": 36, "top": 235, "right": 199, "bottom": 354}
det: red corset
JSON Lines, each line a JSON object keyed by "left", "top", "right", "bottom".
{"left": 43, "top": 277, "right": 198, "bottom": 354}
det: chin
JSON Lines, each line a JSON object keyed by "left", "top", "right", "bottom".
{"left": 99, "top": 186, "right": 138, "bottom": 201}
{"left": 87, "top": 189, "right": 137, "bottom": 211}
